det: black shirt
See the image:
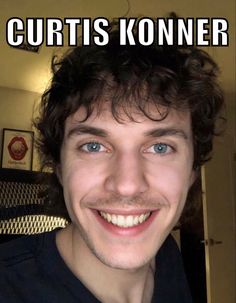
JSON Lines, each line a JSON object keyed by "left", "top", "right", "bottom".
{"left": 0, "top": 230, "right": 192, "bottom": 302}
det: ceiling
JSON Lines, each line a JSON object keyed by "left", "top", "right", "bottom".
{"left": 0, "top": 0, "right": 235, "bottom": 95}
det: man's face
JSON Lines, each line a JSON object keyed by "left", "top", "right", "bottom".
{"left": 59, "top": 103, "right": 195, "bottom": 270}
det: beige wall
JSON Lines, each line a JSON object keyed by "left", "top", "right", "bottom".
{"left": 0, "top": 86, "right": 40, "bottom": 171}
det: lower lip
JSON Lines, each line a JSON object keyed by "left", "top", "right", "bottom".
{"left": 92, "top": 210, "right": 159, "bottom": 237}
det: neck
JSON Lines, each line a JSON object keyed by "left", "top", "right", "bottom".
{"left": 56, "top": 225, "right": 155, "bottom": 303}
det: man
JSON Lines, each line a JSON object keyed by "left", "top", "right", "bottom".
{"left": 0, "top": 20, "right": 224, "bottom": 303}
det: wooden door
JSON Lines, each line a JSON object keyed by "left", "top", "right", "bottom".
{"left": 201, "top": 135, "right": 236, "bottom": 303}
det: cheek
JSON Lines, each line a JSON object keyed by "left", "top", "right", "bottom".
{"left": 149, "top": 163, "right": 192, "bottom": 206}
{"left": 60, "top": 160, "right": 101, "bottom": 222}
{"left": 61, "top": 158, "right": 106, "bottom": 205}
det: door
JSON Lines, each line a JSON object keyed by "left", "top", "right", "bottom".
{"left": 201, "top": 135, "right": 236, "bottom": 303}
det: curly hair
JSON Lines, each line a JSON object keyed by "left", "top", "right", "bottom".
{"left": 35, "top": 20, "right": 224, "bottom": 221}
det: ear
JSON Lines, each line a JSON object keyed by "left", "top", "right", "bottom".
{"left": 55, "top": 164, "right": 63, "bottom": 185}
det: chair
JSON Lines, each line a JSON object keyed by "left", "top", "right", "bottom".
{"left": 0, "top": 168, "right": 68, "bottom": 243}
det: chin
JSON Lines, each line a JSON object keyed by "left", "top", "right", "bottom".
{"left": 87, "top": 239, "right": 161, "bottom": 271}
{"left": 96, "top": 250, "right": 153, "bottom": 270}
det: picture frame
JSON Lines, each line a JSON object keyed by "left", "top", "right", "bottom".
{"left": 1, "top": 128, "right": 34, "bottom": 171}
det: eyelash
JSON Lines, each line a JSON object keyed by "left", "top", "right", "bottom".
{"left": 78, "top": 141, "right": 174, "bottom": 155}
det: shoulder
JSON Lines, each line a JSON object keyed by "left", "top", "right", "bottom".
{"left": 156, "top": 234, "right": 185, "bottom": 275}
{"left": 0, "top": 230, "right": 100, "bottom": 303}
{"left": 158, "top": 234, "right": 181, "bottom": 259}
{"left": 154, "top": 235, "right": 193, "bottom": 302}
{"left": 0, "top": 232, "right": 49, "bottom": 266}
{"left": 0, "top": 231, "right": 56, "bottom": 302}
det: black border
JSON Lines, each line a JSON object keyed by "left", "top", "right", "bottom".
{"left": 6, "top": 17, "right": 24, "bottom": 47}
{"left": 26, "top": 17, "right": 44, "bottom": 47}
{"left": 211, "top": 18, "right": 229, "bottom": 47}
{"left": 119, "top": 17, "right": 137, "bottom": 45}
{"left": 137, "top": 18, "right": 155, "bottom": 46}
{"left": 64, "top": 18, "right": 81, "bottom": 46}
{"left": 46, "top": 18, "right": 64, "bottom": 46}
{"left": 93, "top": 17, "right": 109, "bottom": 46}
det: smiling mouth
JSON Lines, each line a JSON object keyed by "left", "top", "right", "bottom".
{"left": 99, "top": 211, "right": 152, "bottom": 228}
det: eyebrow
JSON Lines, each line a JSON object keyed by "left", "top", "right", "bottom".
{"left": 66, "top": 125, "right": 109, "bottom": 139}
{"left": 66, "top": 125, "right": 189, "bottom": 140}
{"left": 144, "top": 128, "right": 189, "bottom": 140}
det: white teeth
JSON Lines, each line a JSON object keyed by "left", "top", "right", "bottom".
{"left": 117, "top": 215, "right": 125, "bottom": 226}
{"left": 133, "top": 216, "right": 139, "bottom": 225}
{"left": 100, "top": 211, "right": 151, "bottom": 228}
{"left": 139, "top": 214, "right": 144, "bottom": 223}
{"left": 111, "top": 214, "right": 117, "bottom": 225}
{"left": 107, "top": 213, "right": 112, "bottom": 222}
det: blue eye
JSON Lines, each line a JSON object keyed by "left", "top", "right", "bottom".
{"left": 153, "top": 143, "right": 168, "bottom": 154}
{"left": 82, "top": 142, "right": 103, "bottom": 152}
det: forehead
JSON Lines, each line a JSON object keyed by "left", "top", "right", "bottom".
{"left": 65, "top": 102, "right": 192, "bottom": 135}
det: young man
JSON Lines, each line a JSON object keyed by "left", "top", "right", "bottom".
{"left": 0, "top": 21, "right": 224, "bottom": 303}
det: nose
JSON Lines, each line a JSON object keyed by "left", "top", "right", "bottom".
{"left": 104, "top": 152, "right": 148, "bottom": 197}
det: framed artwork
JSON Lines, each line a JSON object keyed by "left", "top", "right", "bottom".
{"left": 1, "top": 128, "right": 34, "bottom": 171}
